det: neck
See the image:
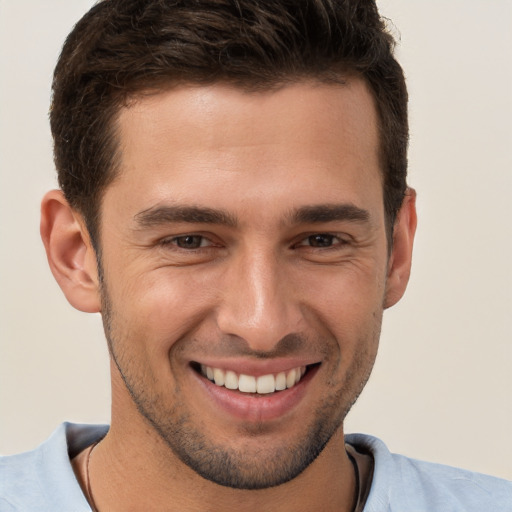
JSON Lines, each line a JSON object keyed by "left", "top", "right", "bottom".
{"left": 85, "top": 422, "right": 356, "bottom": 512}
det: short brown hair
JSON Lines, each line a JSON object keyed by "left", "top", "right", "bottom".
{"left": 51, "top": 0, "right": 408, "bottom": 246}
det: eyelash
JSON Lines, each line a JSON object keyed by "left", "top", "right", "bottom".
{"left": 158, "top": 232, "right": 348, "bottom": 251}
{"left": 159, "top": 234, "right": 216, "bottom": 250}
{"left": 294, "top": 233, "right": 348, "bottom": 249}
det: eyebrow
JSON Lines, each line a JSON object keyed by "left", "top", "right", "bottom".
{"left": 133, "top": 203, "right": 370, "bottom": 230}
{"left": 290, "top": 204, "right": 371, "bottom": 225}
{"left": 134, "top": 205, "right": 238, "bottom": 228}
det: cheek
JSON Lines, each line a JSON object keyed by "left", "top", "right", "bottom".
{"left": 107, "top": 267, "right": 218, "bottom": 352}
{"left": 299, "top": 261, "right": 387, "bottom": 323}
{"left": 297, "top": 262, "right": 385, "bottom": 374}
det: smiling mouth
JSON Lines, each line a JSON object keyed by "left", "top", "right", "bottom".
{"left": 192, "top": 363, "right": 318, "bottom": 395}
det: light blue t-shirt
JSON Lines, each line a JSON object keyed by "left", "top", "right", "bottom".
{"left": 1, "top": 423, "right": 511, "bottom": 511}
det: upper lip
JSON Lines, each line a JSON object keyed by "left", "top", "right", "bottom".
{"left": 191, "top": 357, "right": 320, "bottom": 376}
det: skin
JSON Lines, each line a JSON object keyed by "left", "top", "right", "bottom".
{"left": 41, "top": 79, "right": 416, "bottom": 511}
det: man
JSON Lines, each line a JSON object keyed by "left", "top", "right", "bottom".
{"left": 1, "top": 0, "right": 510, "bottom": 511}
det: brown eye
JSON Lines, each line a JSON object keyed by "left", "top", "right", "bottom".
{"left": 307, "top": 234, "right": 336, "bottom": 247}
{"left": 175, "top": 235, "right": 205, "bottom": 249}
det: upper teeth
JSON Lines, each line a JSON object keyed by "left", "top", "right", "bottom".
{"left": 201, "top": 365, "right": 306, "bottom": 394}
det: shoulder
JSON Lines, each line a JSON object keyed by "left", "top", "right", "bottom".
{"left": 346, "top": 433, "right": 512, "bottom": 512}
{"left": 0, "top": 422, "right": 109, "bottom": 512}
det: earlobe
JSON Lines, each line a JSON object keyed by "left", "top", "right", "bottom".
{"left": 384, "top": 188, "right": 417, "bottom": 309}
{"left": 40, "top": 190, "right": 101, "bottom": 313}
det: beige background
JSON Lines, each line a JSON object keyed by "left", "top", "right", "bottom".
{"left": 1, "top": 0, "right": 511, "bottom": 480}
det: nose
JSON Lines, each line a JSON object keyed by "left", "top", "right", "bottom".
{"left": 216, "top": 249, "right": 303, "bottom": 352}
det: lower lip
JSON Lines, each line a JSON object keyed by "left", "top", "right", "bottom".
{"left": 192, "top": 366, "right": 318, "bottom": 423}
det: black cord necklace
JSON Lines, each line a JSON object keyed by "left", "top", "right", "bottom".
{"left": 347, "top": 449, "right": 361, "bottom": 512}
{"left": 85, "top": 441, "right": 100, "bottom": 512}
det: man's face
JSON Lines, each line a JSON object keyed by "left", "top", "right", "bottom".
{"left": 98, "top": 80, "right": 394, "bottom": 488}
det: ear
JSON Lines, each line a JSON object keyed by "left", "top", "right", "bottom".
{"left": 40, "top": 190, "right": 101, "bottom": 313}
{"left": 384, "top": 188, "right": 417, "bottom": 309}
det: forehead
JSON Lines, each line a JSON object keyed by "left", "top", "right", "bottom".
{"left": 107, "top": 79, "right": 382, "bottom": 222}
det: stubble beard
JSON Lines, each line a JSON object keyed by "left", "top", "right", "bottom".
{"left": 100, "top": 281, "right": 380, "bottom": 490}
